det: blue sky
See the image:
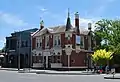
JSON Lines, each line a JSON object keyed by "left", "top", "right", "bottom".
{"left": 0, "top": 0, "right": 119, "bottom": 49}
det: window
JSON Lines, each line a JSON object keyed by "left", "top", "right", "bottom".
{"left": 53, "top": 56, "right": 56, "bottom": 63}
{"left": 80, "top": 36, "right": 84, "bottom": 48}
{"left": 36, "top": 39, "right": 39, "bottom": 48}
{"left": 57, "top": 60, "right": 60, "bottom": 63}
{"left": 39, "top": 39, "right": 42, "bottom": 48}
{"left": 6, "top": 40, "right": 9, "bottom": 48}
{"left": 58, "top": 52, "right": 60, "bottom": 55}
{"left": 55, "top": 39, "right": 57, "bottom": 45}
{"left": 37, "top": 43, "right": 39, "bottom": 48}
{"left": 67, "top": 35, "right": 71, "bottom": 40}
{"left": 54, "top": 35, "right": 61, "bottom": 46}
{"left": 40, "top": 42, "right": 42, "bottom": 47}
{"left": 57, "top": 56, "right": 60, "bottom": 59}
{"left": 21, "top": 41, "right": 24, "bottom": 47}
{"left": 25, "top": 41, "right": 28, "bottom": 47}
{"left": 46, "top": 36, "right": 49, "bottom": 47}
{"left": 17, "top": 41, "right": 19, "bottom": 48}
{"left": 76, "top": 35, "right": 80, "bottom": 45}
{"left": 54, "top": 36, "right": 57, "bottom": 46}
{"left": 58, "top": 36, "right": 60, "bottom": 45}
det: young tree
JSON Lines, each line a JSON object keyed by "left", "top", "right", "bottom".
{"left": 92, "top": 49, "right": 113, "bottom": 66}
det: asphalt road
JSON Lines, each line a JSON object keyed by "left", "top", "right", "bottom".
{"left": 0, "top": 70, "right": 119, "bottom": 82}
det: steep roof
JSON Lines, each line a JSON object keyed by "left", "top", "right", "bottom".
{"left": 32, "top": 25, "right": 89, "bottom": 37}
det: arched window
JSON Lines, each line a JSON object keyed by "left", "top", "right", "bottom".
{"left": 58, "top": 52, "right": 60, "bottom": 55}
{"left": 39, "top": 53, "right": 41, "bottom": 56}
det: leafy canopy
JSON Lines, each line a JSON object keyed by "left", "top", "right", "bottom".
{"left": 92, "top": 49, "right": 113, "bottom": 65}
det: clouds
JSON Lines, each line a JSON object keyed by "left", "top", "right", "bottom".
{"left": 0, "top": 37, "right": 5, "bottom": 43}
{"left": 92, "top": 0, "right": 117, "bottom": 16}
{"left": 0, "top": 11, "right": 28, "bottom": 27}
{"left": 0, "top": 36, "right": 5, "bottom": 49}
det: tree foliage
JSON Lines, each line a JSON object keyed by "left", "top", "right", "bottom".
{"left": 94, "top": 19, "right": 120, "bottom": 53}
{"left": 92, "top": 49, "right": 113, "bottom": 65}
{"left": 94, "top": 19, "right": 120, "bottom": 65}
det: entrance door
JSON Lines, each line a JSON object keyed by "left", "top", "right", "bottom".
{"left": 48, "top": 56, "right": 51, "bottom": 68}
{"left": 43, "top": 56, "right": 46, "bottom": 68}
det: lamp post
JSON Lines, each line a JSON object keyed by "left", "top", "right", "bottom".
{"left": 65, "top": 47, "right": 72, "bottom": 71}
{"left": 18, "top": 34, "right": 21, "bottom": 71}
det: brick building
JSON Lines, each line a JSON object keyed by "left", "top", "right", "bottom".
{"left": 31, "top": 11, "right": 95, "bottom": 70}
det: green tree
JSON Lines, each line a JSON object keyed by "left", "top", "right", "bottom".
{"left": 94, "top": 19, "right": 120, "bottom": 65}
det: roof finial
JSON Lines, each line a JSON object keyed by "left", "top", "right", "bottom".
{"left": 68, "top": 8, "right": 70, "bottom": 18}
{"left": 40, "top": 17, "right": 44, "bottom": 26}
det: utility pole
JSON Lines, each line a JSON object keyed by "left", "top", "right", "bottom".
{"left": 18, "top": 33, "right": 21, "bottom": 71}
{"left": 29, "top": 34, "right": 32, "bottom": 71}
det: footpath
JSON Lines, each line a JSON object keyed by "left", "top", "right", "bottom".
{"left": 1, "top": 67, "right": 120, "bottom": 78}
{"left": 0, "top": 67, "right": 96, "bottom": 75}
{"left": 104, "top": 73, "right": 120, "bottom": 79}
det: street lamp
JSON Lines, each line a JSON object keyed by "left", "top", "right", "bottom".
{"left": 65, "top": 46, "right": 72, "bottom": 70}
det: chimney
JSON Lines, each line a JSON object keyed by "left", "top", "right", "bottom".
{"left": 40, "top": 20, "right": 44, "bottom": 30}
{"left": 88, "top": 23, "right": 92, "bottom": 31}
{"left": 75, "top": 12, "right": 80, "bottom": 34}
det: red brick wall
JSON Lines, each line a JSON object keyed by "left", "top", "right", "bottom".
{"left": 61, "top": 50, "right": 87, "bottom": 67}
{"left": 61, "top": 50, "right": 68, "bottom": 66}
{"left": 70, "top": 51, "right": 86, "bottom": 66}
{"left": 49, "top": 35, "right": 53, "bottom": 49}
{"left": 72, "top": 34, "right": 76, "bottom": 49}
{"left": 32, "top": 56, "right": 43, "bottom": 63}
{"left": 61, "top": 33, "right": 65, "bottom": 48}
{"left": 64, "top": 35, "right": 73, "bottom": 45}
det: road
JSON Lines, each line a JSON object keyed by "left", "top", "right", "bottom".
{"left": 0, "top": 70, "right": 119, "bottom": 82}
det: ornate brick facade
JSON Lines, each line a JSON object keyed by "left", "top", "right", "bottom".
{"left": 31, "top": 11, "right": 95, "bottom": 69}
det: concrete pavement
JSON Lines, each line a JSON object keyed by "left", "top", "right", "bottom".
{"left": 0, "top": 67, "right": 96, "bottom": 75}
{"left": 0, "top": 70, "right": 116, "bottom": 82}
{"left": 104, "top": 73, "right": 120, "bottom": 79}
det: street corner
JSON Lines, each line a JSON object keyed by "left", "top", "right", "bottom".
{"left": 104, "top": 74, "right": 120, "bottom": 79}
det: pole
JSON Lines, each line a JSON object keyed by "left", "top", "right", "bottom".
{"left": 18, "top": 34, "right": 21, "bottom": 71}
{"left": 68, "top": 55, "right": 70, "bottom": 71}
{"left": 30, "top": 34, "right": 32, "bottom": 71}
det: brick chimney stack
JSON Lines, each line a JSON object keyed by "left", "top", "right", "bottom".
{"left": 88, "top": 23, "right": 92, "bottom": 31}
{"left": 75, "top": 12, "right": 80, "bottom": 34}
